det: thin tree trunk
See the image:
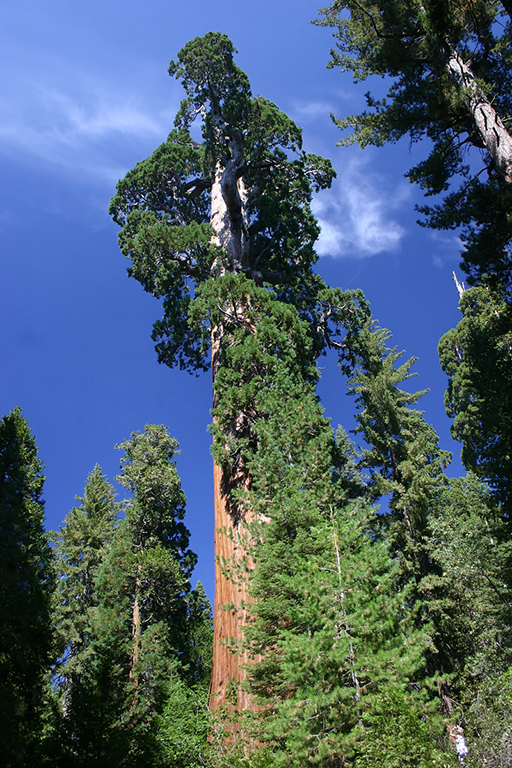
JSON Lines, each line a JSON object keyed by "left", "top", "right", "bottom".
{"left": 130, "top": 562, "right": 142, "bottom": 707}
{"left": 331, "top": 515, "right": 362, "bottom": 717}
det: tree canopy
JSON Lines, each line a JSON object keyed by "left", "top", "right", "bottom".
{"left": 318, "top": 0, "right": 512, "bottom": 289}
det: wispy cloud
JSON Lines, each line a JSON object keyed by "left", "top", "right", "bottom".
{"left": 312, "top": 155, "right": 409, "bottom": 258}
{"left": 0, "top": 69, "right": 179, "bottom": 185}
{"left": 427, "top": 230, "right": 463, "bottom": 269}
{"left": 290, "top": 100, "right": 334, "bottom": 122}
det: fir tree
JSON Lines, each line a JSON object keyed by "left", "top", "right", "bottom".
{"left": 201, "top": 299, "right": 452, "bottom": 765}
{"left": 344, "top": 322, "right": 469, "bottom": 724}
{"left": 113, "top": 424, "right": 200, "bottom": 765}
{"left": 50, "top": 465, "right": 120, "bottom": 764}
{"left": 438, "top": 284, "right": 512, "bottom": 515}
{"left": 0, "top": 408, "right": 55, "bottom": 766}
{"left": 347, "top": 322, "right": 451, "bottom": 581}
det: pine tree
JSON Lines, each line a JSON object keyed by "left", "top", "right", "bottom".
{"left": 0, "top": 408, "right": 55, "bottom": 766}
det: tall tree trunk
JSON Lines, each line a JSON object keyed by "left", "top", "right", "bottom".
{"left": 209, "top": 333, "right": 257, "bottom": 712}
{"left": 446, "top": 47, "right": 512, "bottom": 183}
{"left": 209, "top": 460, "right": 255, "bottom": 710}
{"left": 208, "top": 148, "right": 262, "bottom": 712}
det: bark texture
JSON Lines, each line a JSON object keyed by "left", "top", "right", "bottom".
{"left": 209, "top": 459, "right": 256, "bottom": 711}
{"left": 447, "top": 48, "right": 512, "bottom": 183}
{"left": 209, "top": 329, "right": 260, "bottom": 712}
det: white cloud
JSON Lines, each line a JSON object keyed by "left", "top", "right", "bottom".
{"left": 312, "top": 155, "right": 409, "bottom": 258}
{"left": 427, "top": 230, "right": 463, "bottom": 269}
{"left": 290, "top": 100, "right": 334, "bottom": 122}
{"left": 0, "top": 69, "right": 179, "bottom": 185}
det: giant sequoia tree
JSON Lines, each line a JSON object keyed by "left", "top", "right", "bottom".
{"left": 110, "top": 32, "right": 368, "bottom": 709}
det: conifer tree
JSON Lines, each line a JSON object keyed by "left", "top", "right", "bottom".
{"left": 343, "top": 322, "right": 468, "bottom": 722}
{"left": 53, "top": 466, "right": 118, "bottom": 690}
{"left": 0, "top": 408, "right": 55, "bottom": 766}
{"left": 347, "top": 323, "right": 451, "bottom": 581}
{"left": 49, "top": 428, "right": 209, "bottom": 767}
{"left": 109, "top": 32, "right": 368, "bottom": 708}
{"left": 318, "top": 0, "right": 512, "bottom": 288}
{"left": 438, "top": 285, "right": 512, "bottom": 515}
{"left": 50, "top": 465, "right": 120, "bottom": 764}
{"left": 199, "top": 296, "right": 452, "bottom": 765}
{"left": 112, "top": 424, "right": 201, "bottom": 765}
{"left": 115, "top": 424, "right": 196, "bottom": 673}
{"left": 429, "top": 473, "right": 512, "bottom": 765}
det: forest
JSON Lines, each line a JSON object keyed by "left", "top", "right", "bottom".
{"left": 1, "top": 2, "right": 512, "bottom": 766}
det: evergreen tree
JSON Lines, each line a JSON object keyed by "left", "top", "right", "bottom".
{"left": 343, "top": 322, "right": 469, "bottom": 722}
{"left": 49, "top": 428, "right": 208, "bottom": 767}
{"left": 201, "top": 298, "right": 452, "bottom": 765}
{"left": 318, "top": 0, "right": 512, "bottom": 288}
{"left": 429, "top": 473, "right": 512, "bottom": 766}
{"left": 50, "top": 465, "right": 120, "bottom": 764}
{"left": 116, "top": 424, "right": 196, "bottom": 666}
{"left": 438, "top": 284, "right": 512, "bottom": 515}
{"left": 347, "top": 322, "right": 451, "bottom": 581}
{"left": 113, "top": 424, "right": 200, "bottom": 765}
{"left": 0, "top": 408, "right": 54, "bottom": 766}
{"left": 109, "top": 32, "right": 368, "bottom": 708}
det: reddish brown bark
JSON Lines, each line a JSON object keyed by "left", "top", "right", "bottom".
{"left": 209, "top": 459, "right": 255, "bottom": 711}
{"left": 208, "top": 332, "right": 260, "bottom": 713}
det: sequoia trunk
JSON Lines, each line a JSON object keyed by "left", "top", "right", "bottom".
{"left": 208, "top": 332, "right": 258, "bottom": 712}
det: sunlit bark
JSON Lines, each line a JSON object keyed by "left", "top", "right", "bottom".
{"left": 447, "top": 48, "right": 512, "bottom": 183}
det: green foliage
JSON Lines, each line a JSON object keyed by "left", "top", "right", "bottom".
{"left": 439, "top": 285, "right": 512, "bottom": 512}
{"left": 52, "top": 466, "right": 119, "bottom": 684}
{"left": 48, "top": 473, "right": 128, "bottom": 765}
{"left": 463, "top": 666, "right": 512, "bottom": 767}
{"left": 109, "top": 32, "right": 345, "bottom": 374}
{"left": 116, "top": 424, "right": 196, "bottom": 650}
{"left": 187, "top": 272, "right": 367, "bottom": 482}
{"left": 435, "top": 474, "right": 512, "bottom": 667}
{"left": 347, "top": 322, "right": 450, "bottom": 578}
{"left": 157, "top": 676, "right": 211, "bottom": 768}
{"left": 185, "top": 581, "right": 214, "bottom": 688}
{"left": 46, "top": 427, "right": 212, "bottom": 766}
{"left": 355, "top": 688, "right": 456, "bottom": 768}
{"left": 200, "top": 295, "right": 450, "bottom": 765}
{"left": 0, "top": 408, "right": 55, "bottom": 766}
{"left": 318, "top": 0, "right": 512, "bottom": 287}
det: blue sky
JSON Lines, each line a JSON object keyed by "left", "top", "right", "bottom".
{"left": 1, "top": 0, "right": 464, "bottom": 599}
